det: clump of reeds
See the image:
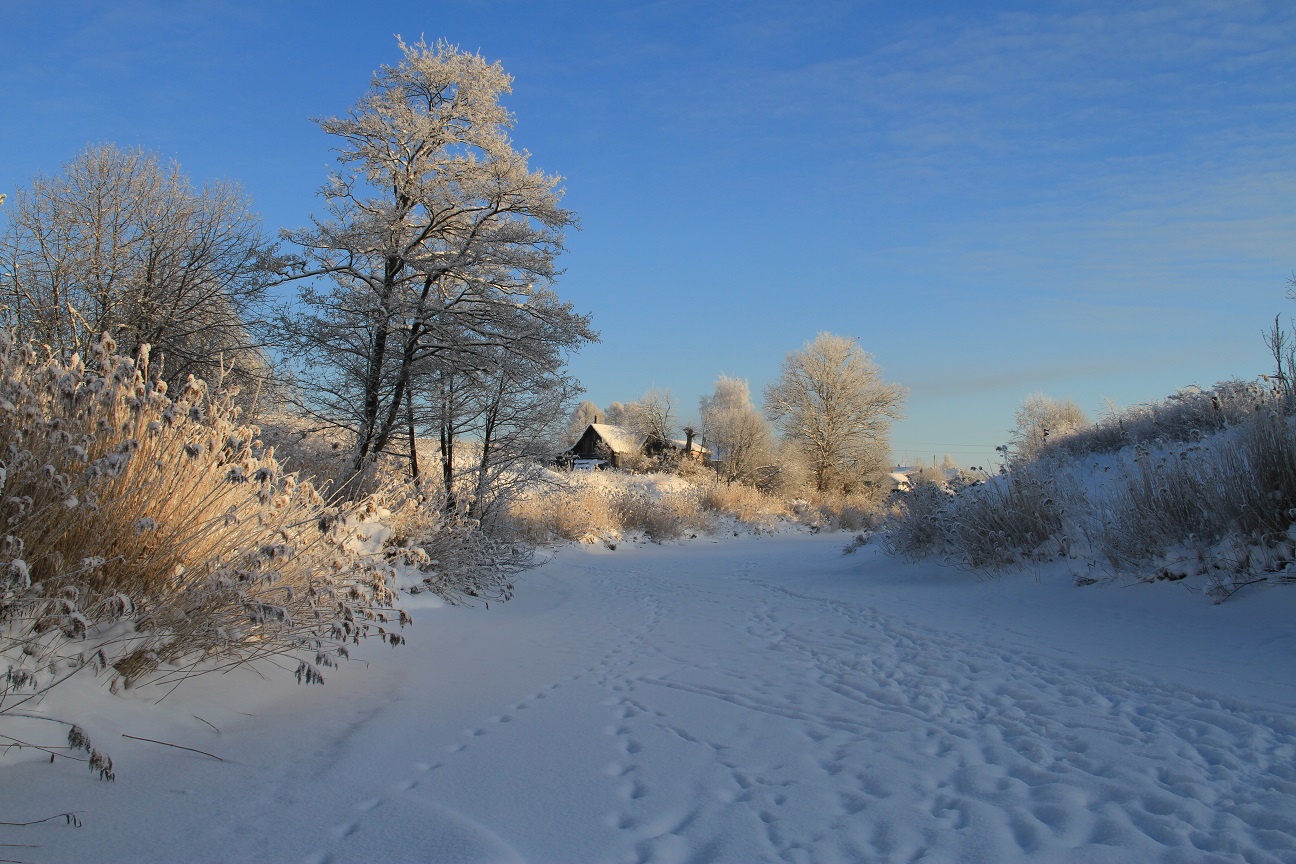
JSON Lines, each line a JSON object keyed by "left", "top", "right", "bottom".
{"left": 883, "top": 463, "right": 1078, "bottom": 569}
{"left": 0, "top": 332, "right": 401, "bottom": 715}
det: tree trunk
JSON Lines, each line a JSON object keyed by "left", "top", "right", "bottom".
{"left": 407, "top": 383, "right": 420, "bottom": 487}
{"left": 439, "top": 372, "right": 457, "bottom": 515}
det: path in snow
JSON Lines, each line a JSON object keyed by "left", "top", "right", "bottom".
{"left": 6, "top": 535, "right": 1296, "bottom": 863}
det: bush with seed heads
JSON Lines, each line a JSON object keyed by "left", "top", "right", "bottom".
{"left": 0, "top": 332, "right": 401, "bottom": 727}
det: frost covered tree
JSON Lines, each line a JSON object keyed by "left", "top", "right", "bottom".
{"left": 0, "top": 144, "right": 276, "bottom": 388}
{"left": 1009, "top": 393, "right": 1087, "bottom": 463}
{"left": 603, "top": 401, "right": 632, "bottom": 428}
{"left": 764, "top": 333, "right": 906, "bottom": 494}
{"left": 625, "top": 386, "right": 675, "bottom": 448}
{"left": 278, "top": 38, "right": 592, "bottom": 493}
{"left": 413, "top": 292, "right": 585, "bottom": 515}
{"left": 699, "top": 375, "right": 775, "bottom": 484}
{"left": 598, "top": 390, "right": 674, "bottom": 445}
{"left": 564, "top": 400, "right": 602, "bottom": 443}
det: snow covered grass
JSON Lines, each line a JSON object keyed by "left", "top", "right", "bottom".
{"left": 698, "top": 480, "right": 789, "bottom": 531}
{"left": 508, "top": 470, "right": 716, "bottom": 544}
{"left": 886, "top": 463, "right": 1080, "bottom": 569}
{"left": 887, "top": 393, "right": 1296, "bottom": 600}
{"left": 1039, "top": 378, "right": 1275, "bottom": 459}
{"left": 1098, "top": 413, "right": 1296, "bottom": 598}
{"left": 378, "top": 484, "right": 527, "bottom": 605}
{"left": 0, "top": 333, "right": 399, "bottom": 731}
{"left": 508, "top": 468, "right": 795, "bottom": 544}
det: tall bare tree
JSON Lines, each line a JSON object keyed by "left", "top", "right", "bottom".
{"left": 764, "top": 333, "right": 906, "bottom": 494}
{"left": 412, "top": 289, "right": 586, "bottom": 515}
{"left": 0, "top": 144, "right": 276, "bottom": 388}
{"left": 625, "top": 386, "right": 676, "bottom": 448}
{"left": 278, "top": 38, "right": 592, "bottom": 491}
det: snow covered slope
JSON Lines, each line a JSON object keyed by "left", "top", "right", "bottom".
{"left": 5, "top": 535, "right": 1295, "bottom": 863}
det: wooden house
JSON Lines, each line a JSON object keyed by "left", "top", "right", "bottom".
{"left": 563, "top": 423, "right": 710, "bottom": 469}
{"left": 563, "top": 423, "right": 643, "bottom": 468}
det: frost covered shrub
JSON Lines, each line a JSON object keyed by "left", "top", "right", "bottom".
{"left": 508, "top": 471, "right": 716, "bottom": 543}
{"left": 794, "top": 491, "right": 887, "bottom": 534}
{"left": 1100, "top": 446, "right": 1216, "bottom": 569}
{"left": 0, "top": 333, "right": 400, "bottom": 708}
{"left": 1010, "top": 393, "right": 1087, "bottom": 465}
{"left": 381, "top": 483, "right": 525, "bottom": 605}
{"left": 620, "top": 488, "right": 712, "bottom": 541}
{"left": 944, "top": 466, "right": 1076, "bottom": 568}
{"left": 882, "top": 479, "right": 955, "bottom": 559}
{"left": 508, "top": 482, "right": 618, "bottom": 543}
{"left": 698, "top": 480, "right": 787, "bottom": 531}
{"left": 1100, "top": 411, "right": 1296, "bottom": 596}
{"left": 1045, "top": 379, "right": 1274, "bottom": 459}
{"left": 885, "top": 464, "right": 1076, "bottom": 569}
{"left": 252, "top": 409, "right": 356, "bottom": 496}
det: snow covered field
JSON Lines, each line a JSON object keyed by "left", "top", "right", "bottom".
{"left": 6, "top": 533, "right": 1296, "bottom": 863}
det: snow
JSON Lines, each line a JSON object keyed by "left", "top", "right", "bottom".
{"left": 587, "top": 423, "right": 643, "bottom": 456}
{"left": 6, "top": 533, "right": 1296, "bottom": 863}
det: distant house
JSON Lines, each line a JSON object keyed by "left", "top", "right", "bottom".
{"left": 889, "top": 469, "right": 917, "bottom": 493}
{"left": 670, "top": 432, "right": 709, "bottom": 462}
{"left": 889, "top": 464, "right": 963, "bottom": 493}
{"left": 564, "top": 423, "right": 642, "bottom": 468}
{"left": 562, "top": 423, "right": 710, "bottom": 469}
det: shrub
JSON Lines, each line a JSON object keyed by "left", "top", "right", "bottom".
{"left": 508, "top": 480, "right": 619, "bottom": 543}
{"left": 884, "top": 463, "right": 1078, "bottom": 569}
{"left": 698, "top": 480, "right": 788, "bottom": 531}
{"left": 793, "top": 490, "right": 888, "bottom": 534}
{"left": 882, "top": 480, "right": 955, "bottom": 559}
{"left": 946, "top": 466, "right": 1076, "bottom": 568}
{"left": 1099, "top": 412, "right": 1296, "bottom": 596}
{"left": 1041, "top": 379, "right": 1275, "bottom": 460}
{"left": 382, "top": 483, "right": 526, "bottom": 605}
{"left": 0, "top": 333, "right": 400, "bottom": 715}
{"left": 507, "top": 471, "right": 719, "bottom": 543}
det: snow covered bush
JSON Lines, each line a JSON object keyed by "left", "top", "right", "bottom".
{"left": 945, "top": 464, "right": 1079, "bottom": 568}
{"left": 698, "top": 480, "right": 788, "bottom": 531}
{"left": 1032, "top": 379, "right": 1275, "bottom": 460}
{"left": 1009, "top": 393, "right": 1087, "bottom": 465}
{"left": 885, "top": 383, "right": 1296, "bottom": 600}
{"left": 881, "top": 478, "right": 956, "bottom": 560}
{"left": 884, "top": 462, "right": 1079, "bottom": 569}
{"left": 381, "top": 484, "right": 525, "bottom": 605}
{"left": 509, "top": 470, "right": 723, "bottom": 543}
{"left": 0, "top": 333, "right": 400, "bottom": 715}
{"left": 1100, "top": 411, "right": 1296, "bottom": 599}
{"left": 251, "top": 409, "right": 357, "bottom": 497}
{"left": 796, "top": 493, "right": 887, "bottom": 533}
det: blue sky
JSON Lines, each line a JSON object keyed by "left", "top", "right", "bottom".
{"left": 3, "top": 0, "right": 1294, "bottom": 470}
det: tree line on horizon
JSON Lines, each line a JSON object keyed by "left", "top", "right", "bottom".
{"left": 565, "top": 330, "right": 907, "bottom": 496}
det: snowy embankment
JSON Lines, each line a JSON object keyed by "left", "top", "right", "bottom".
{"left": 6, "top": 534, "right": 1296, "bottom": 863}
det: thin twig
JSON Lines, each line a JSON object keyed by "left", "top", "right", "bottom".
{"left": 120, "top": 734, "right": 224, "bottom": 761}
{"left": 0, "top": 811, "right": 82, "bottom": 828}
{"left": 191, "top": 715, "right": 220, "bottom": 734}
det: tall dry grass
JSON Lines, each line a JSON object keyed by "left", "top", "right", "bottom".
{"left": 0, "top": 333, "right": 400, "bottom": 720}
{"left": 884, "top": 463, "right": 1079, "bottom": 569}
{"left": 1037, "top": 379, "right": 1275, "bottom": 460}
{"left": 508, "top": 470, "right": 792, "bottom": 543}
{"left": 1100, "top": 412, "right": 1296, "bottom": 594}
{"left": 884, "top": 391, "right": 1296, "bottom": 600}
